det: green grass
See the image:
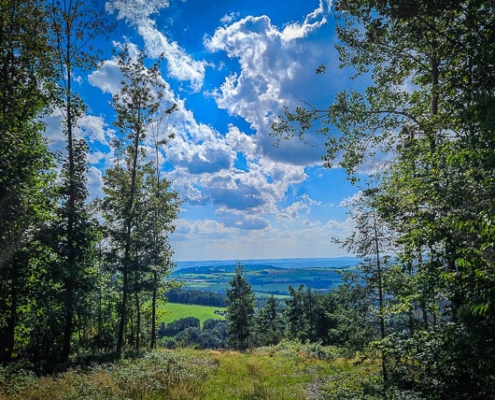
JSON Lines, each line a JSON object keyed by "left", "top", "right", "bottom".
{"left": 0, "top": 343, "right": 381, "bottom": 400}
{"left": 160, "top": 303, "right": 226, "bottom": 327}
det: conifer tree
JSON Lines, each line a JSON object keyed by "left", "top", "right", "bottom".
{"left": 226, "top": 263, "right": 255, "bottom": 350}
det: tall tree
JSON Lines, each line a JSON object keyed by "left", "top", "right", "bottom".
{"left": 146, "top": 108, "right": 180, "bottom": 350}
{"left": 102, "top": 46, "right": 178, "bottom": 353}
{"left": 226, "top": 263, "right": 255, "bottom": 351}
{"left": 48, "top": 0, "right": 112, "bottom": 361}
{"left": 274, "top": 0, "right": 495, "bottom": 397}
{"left": 335, "top": 187, "right": 392, "bottom": 383}
{"left": 0, "top": 0, "right": 56, "bottom": 363}
{"left": 253, "top": 295, "right": 284, "bottom": 346}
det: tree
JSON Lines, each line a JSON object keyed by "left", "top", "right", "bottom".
{"left": 273, "top": 0, "right": 495, "bottom": 396}
{"left": 0, "top": 0, "right": 56, "bottom": 363}
{"left": 253, "top": 295, "right": 284, "bottom": 346}
{"left": 102, "top": 46, "right": 178, "bottom": 353}
{"left": 48, "top": 0, "right": 112, "bottom": 361}
{"left": 226, "top": 263, "right": 255, "bottom": 350}
{"left": 284, "top": 284, "right": 308, "bottom": 341}
{"left": 328, "top": 273, "right": 375, "bottom": 352}
{"left": 335, "top": 187, "right": 392, "bottom": 383}
{"left": 146, "top": 105, "right": 180, "bottom": 349}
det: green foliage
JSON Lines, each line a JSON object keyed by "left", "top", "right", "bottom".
{"left": 226, "top": 263, "right": 255, "bottom": 350}
{"left": 273, "top": 0, "right": 495, "bottom": 397}
{"left": 100, "top": 45, "right": 180, "bottom": 353}
{"left": 0, "top": 0, "right": 58, "bottom": 363}
{"left": 253, "top": 296, "right": 285, "bottom": 346}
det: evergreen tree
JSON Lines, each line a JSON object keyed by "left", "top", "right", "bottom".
{"left": 284, "top": 284, "right": 307, "bottom": 341}
{"left": 226, "top": 263, "right": 255, "bottom": 350}
{"left": 253, "top": 295, "right": 284, "bottom": 346}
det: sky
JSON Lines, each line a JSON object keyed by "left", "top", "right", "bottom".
{"left": 45, "top": 0, "right": 366, "bottom": 262}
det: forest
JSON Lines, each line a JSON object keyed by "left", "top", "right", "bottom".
{"left": 1, "top": 0, "right": 495, "bottom": 399}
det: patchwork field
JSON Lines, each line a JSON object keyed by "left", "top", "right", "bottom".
{"left": 171, "top": 258, "right": 359, "bottom": 296}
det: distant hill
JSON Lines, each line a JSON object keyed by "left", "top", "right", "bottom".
{"left": 174, "top": 256, "right": 361, "bottom": 271}
{"left": 170, "top": 257, "right": 361, "bottom": 296}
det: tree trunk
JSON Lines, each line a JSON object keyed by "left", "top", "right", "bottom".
{"left": 0, "top": 267, "right": 18, "bottom": 363}
{"left": 150, "top": 270, "right": 158, "bottom": 349}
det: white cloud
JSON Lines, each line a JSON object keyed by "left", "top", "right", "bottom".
{"left": 77, "top": 115, "right": 111, "bottom": 145}
{"left": 221, "top": 11, "right": 240, "bottom": 25}
{"left": 204, "top": 5, "right": 336, "bottom": 165}
{"left": 170, "top": 215, "right": 352, "bottom": 262}
{"left": 138, "top": 25, "right": 207, "bottom": 92}
{"left": 88, "top": 57, "right": 122, "bottom": 95}
{"left": 105, "top": 0, "right": 169, "bottom": 26}
{"left": 281, "top": 0, "right": 330, "bottom": 42}
{"left": 106, "top": 0, "right": 206, "bottom": 91}
{"left": 87, "top": 166, "right": 104, "bottom": 199}
{"left": 86, "top": 0, "right": 353, "bottom": 261}
{"left": 277, "top": 194, "right": 321, "bottom": 220}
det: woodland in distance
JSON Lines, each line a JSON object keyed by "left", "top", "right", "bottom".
{"left": 1, "top": 0, "right": 495, "bottom": 399}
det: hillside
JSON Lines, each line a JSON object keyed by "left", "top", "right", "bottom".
{"left": 0, "top": 343, "right": 380, "bottom": 400}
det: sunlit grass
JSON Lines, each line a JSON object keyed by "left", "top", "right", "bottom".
{"left": 0, "top": 343, "right": 380, "bottom": 400}
{"left": 159, "top": 302, "right": 226, "bottom": 326}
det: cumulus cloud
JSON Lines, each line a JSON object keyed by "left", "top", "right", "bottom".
{"left": 204, "top": 3, "right": 336, "bottom": 165}
{"left": 166, "top": 123, "right": 236, "bottom": 175}
{"left": 138, "top": 24, "right": 207, "bottom": 92}
{"left": 88, "top": 57, "right": 122, "bottom": 95}
{"left": 221, "top": 213, "right": 269, "bottom": 230}
{"left": 170, "top": 214, "right": 352, "bottom": 262}
{"left": 87, "top": 166, "right": 104, "bottom": 199}
{"left": 77, "top": 115, "right": 111, "bottom": 145}
{"left": 81, "top": 0, "right": 354, "bottom": 260}
{"left": 277, "top": 194, "right": 321, "bottom": 220}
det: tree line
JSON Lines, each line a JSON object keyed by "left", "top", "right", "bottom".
{"left": 167, "top": 288, "right": 226, "bottom": 307}
{"left": 0, "top": 0, "right": 180, "bottom": 365}
{"left": 273, "top": 0, "right": 495, "bottom": 398}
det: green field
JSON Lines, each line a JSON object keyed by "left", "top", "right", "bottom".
{"left": 160, "top": 302, "right": 226, "bottom": 326}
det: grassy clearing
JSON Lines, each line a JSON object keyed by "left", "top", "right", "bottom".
{"left": 160, "top": 303, "right": 226, "bottom": 326}
{"left": 0, "top": 343, "right": 380, "bottom": 400}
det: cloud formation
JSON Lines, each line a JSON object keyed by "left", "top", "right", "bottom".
{"left": 48, "top": 0, "right": 358, "bottom": 260}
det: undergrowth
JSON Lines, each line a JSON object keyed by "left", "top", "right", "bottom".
{"left": 0, "top": 342, "right": 383, "bottom": 400}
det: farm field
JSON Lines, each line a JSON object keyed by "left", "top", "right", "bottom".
{"left": 160, "top": 303, "right": 226, "bottom": 326}
{"left": 170, "top": 258, "right": 359, "bottom": 296}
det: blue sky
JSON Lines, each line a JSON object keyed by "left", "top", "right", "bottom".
{"left": 45, "top": 0, "right": 365, "bottom": 261}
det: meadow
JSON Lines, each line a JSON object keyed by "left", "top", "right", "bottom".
{"left": 0, "top": 342, "right": 381, "bottom": 400}
{"left": 160, "top": 303, "right": 226, "bottom": 326}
